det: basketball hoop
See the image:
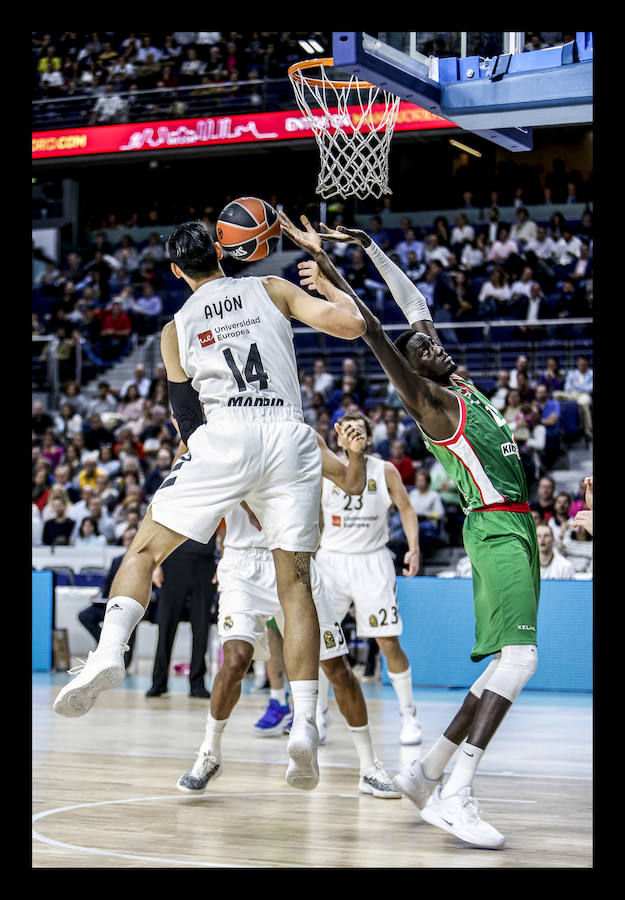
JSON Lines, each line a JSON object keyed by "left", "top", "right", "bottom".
{"left": 288, "top": 57, "right": 401, "bottom": 200}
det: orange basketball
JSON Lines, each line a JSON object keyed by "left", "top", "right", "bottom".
{"left": 216, "top": 197, "right": 281, "bottom": 262}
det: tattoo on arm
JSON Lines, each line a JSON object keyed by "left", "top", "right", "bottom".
{"left": 293, "top": 551, "right": 312, "bottom": 589}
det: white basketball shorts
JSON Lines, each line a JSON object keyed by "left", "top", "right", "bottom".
{"left": 216, "top": 547, "right": 348, "bottom": 661}
{"left": 315, "top": 546, "right": 403, "bottom": 638}
{"left": 150, "top": 407, "right": 321, "bottom": 551}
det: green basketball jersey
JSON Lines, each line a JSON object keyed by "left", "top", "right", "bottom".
{"left": 417, "top": 375, "right": 529, "bottom": 514}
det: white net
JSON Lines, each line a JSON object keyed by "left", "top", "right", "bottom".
{"left": 288, "top": 60, "right": 401, "bottom": 200}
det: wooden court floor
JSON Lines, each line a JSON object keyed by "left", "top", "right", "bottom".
{"left": 32, "top": 675, "right": 592, "bottom": 869}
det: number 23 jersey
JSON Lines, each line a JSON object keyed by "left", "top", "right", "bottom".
{"left": 174, "top": 275, "right": 303, "bottom": 420}
{"left": 320, "top": 455, "right": 391, "bottom": 554}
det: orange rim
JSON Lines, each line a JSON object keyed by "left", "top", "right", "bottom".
{"left": 287, "top": 57, "right": 377, "bottom": 90}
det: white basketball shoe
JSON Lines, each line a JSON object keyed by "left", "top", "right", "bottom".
{"left": 52, "top": 644, "right": 129, "bottom": 717}
{"left": 399, "top": 707, "right": 422, "bottom": 745}
{"left": 392, "top": 758, "right": 441, "bottom": 809}
{"left": 359, "top": 760, "right": 402, "bottom": 799}
{"left": 420, "top": 785, "right": 506, "bottom": 849}
{"left": 286, "top": 715, "right": 319, "bottom": 791}
{"left": 177, "top": 751, "right": 223, "bottom": 793}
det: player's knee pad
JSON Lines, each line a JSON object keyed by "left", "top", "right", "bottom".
{"left": 469, "top": 652, "right": 501, "bottom": 699}
{"left": 485, "top": 644, "right": 538, "bottom": 703}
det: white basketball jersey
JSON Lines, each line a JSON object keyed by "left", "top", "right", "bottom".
{"left": 319, "top": 455, "right": 391, "bottom": 553}
{"left": 174, "top": 275, "right": 303, "bottom": 420}
{"left": 224, "top": 503, "right": 268, "bottom": 551}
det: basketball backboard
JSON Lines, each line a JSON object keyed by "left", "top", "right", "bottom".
{"left": 331, "top": 32, "right": 593, "bottom": 152}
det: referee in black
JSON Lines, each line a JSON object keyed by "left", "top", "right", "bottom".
{"left": 146, "top": 535, "right": 218, "bottom": 698}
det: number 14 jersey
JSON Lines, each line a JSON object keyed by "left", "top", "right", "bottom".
{"left": 320, "top": 455, "right": 391, "bottom": 554}
{"left": 174, "top": 275, "right": 303, "bottom": 421}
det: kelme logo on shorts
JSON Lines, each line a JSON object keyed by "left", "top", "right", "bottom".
{"left": 323, "top": 631, "right": 336, "bottom": 650}
{"left": 517, "top": 624, "right": 536, "bottom": 631}
{"left": 369, "top": 614, "right": 378, "bottom": 628}
{"left": 198, "top": 329, "right": 215, "bottom": 348}
{"left": 223, "top": 616, "right": 234, "bottom": 630}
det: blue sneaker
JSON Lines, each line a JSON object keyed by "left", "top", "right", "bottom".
{"left": 254, "top": 698, "right": 293, "bottom": 737}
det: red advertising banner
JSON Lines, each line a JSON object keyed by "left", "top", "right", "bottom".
{"left": 32, "top": 103, "right": 456, "bottom": 160}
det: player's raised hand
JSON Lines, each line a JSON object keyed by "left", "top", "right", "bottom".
{"left": 278, "top": 211, "right": 323, "bottom": 254}
{"left": 572, "top": 508, "right": 593, "bottom": 536}
{"left": 319, "top": 222, "right": 372, "bottom": 249}
{"left": 334, "top": 421, "right": 365, "bottom": 454}
{"left": 403, "top": 548, "right": 420, "bottom": 577}
{"left": 297, "top": 259, "right": 332, "bottom": 297}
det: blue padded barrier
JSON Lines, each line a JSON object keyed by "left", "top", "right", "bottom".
{"left": 382, "top": 577, "right": 592, "bottom": 692}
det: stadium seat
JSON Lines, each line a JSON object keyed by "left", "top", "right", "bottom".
{"left": 559, "top": 400, "right": 582, "bottom": 443}
{"left": 50, "top": 567, "right": 75, "bottom": 586}
{"left": 74, "top": 571, "right": 107, "bottom": 588}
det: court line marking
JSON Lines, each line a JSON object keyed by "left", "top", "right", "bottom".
{"left": 31, "top": 746, "right": 592, "bottom": 781}
{"left": 33, "top": 789, "right": 539, "bottom": 867}
{"left": 32, "top": 791, "right": 389, "bottom": 868}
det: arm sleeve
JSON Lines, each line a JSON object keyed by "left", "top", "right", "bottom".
{"left": 167, "top": 379, "right": 205, "bottom": 445}
{"left": 364, "top": 240, "right": 432, "bottom": 324}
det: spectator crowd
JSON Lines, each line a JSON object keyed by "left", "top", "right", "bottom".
{"left": 32, "top": 31, "right": 331, "bottom": 120}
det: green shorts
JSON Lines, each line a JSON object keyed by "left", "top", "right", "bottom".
{"left": 463, "top": 510, "right": 540, "bottom": 662}
{"left": 266, "top": 616, "right": 282, "bottom": 636}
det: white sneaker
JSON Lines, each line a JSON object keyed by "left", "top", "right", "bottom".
{"left": 359, "top": 760, "right": 402, "bottom": 799}
{"left": 400, "top": 707, "right": 422, "bottom": 745}
{"left": 286, "top": 715, "right": 319, "bottom": 791}
{"left": 316, "top": 706, "right": 332, "bottom": 745}
{"left": 52, "top": 644, "right": 128, "bottom": 718}
{"left": 392, "top": 758, "right": 440, "bottom": 809}
{"left": 177, "top": 751, "right": 222, "bottom": 793}
{"left": 421, "top": 785, "right": 506, "bottom": 849}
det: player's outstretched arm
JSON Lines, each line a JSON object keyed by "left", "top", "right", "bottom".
{"left": 319, "top": 223, "right": 442, "bottom": 345}
{"left": 384, "top": 461, "right": 420, "bottom": 577}
{"left": 279, "top": 212, "right": 435, "bottom": 421}
{"left": 315, "top": 423, "right": 367, "bottom": 495}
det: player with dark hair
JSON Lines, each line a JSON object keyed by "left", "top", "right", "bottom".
{"left": 53, "top": 217, "right": 365, "bottom": 794}
{"left": 278, "top": 211, "right": 540, "bottom": 848}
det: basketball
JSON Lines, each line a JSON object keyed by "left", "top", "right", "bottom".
{"left": 216, "top": 197, "right": 280, "bottom": 262}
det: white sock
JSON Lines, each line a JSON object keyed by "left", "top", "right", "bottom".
{"left": 200, "top": 711, "right": 228, "bottom": 758}
{"left": 441, "top": 742, "right": 484, "bottom": 798}
{"left": 388, "top": 666, "right": 415, "bottom": 716}
{"left": 348, "top": 723, "right": 376, "bottom": 774}
{"left": 271, "top": 688, "right": 287, "bottom": 706}
{"left": 421, "top": 734, "right": 459, "bottom": 781}
{"left": 317, "top": 666, "right": 330, "bottom": 716}
{"left": 290, "top": 680, "right": 319, "bottom": 721}
{"left": 98, "top": 596, "right": 144, "bottom": 650}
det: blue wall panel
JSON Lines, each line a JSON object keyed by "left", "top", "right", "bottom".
{"left": 32, "top": 570, "right": 53, "bottom": 672}
{"left": 383, "top": 578, "right": 592, "bottom": 692}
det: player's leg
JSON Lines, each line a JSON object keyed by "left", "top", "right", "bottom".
{"left": 273, "top": 548, "right": 321, "bottom": 790}
{"left": 178, "top": 638, "right": 254, "bottom": 793}
{"left": 375, "top": 635, "right": 422, "bottom": 745}
{"left": 320, "top": 655, "right": 401, "bottom": 799}
{"left": 53, "top": 508, "right": 187, "bottom": 718}
{"left": 419, "top": 514, "right": 540, "bottom": 848}
{"left": 254, "top": 621, "right": 293, "bottom": 736}
{"left": 393, "top": 654, "right": 500, "bottom": 807}
{"left": 253, "top": 419, "right": 323, "bottom": 788}
{"left": 348, "top": 548, "right": 421, "bottom": 745}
